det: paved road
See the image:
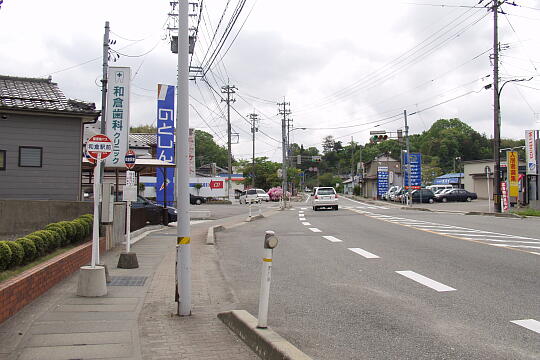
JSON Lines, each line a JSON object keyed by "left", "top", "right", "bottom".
{"left": 217, "top": 196, "right": 539, "bottom": 359}
{"left": 191, "top": 200, "right": 278, "bottom": 220}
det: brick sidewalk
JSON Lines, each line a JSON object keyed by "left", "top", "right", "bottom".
{"left": 138, "top": 226, "right": 258, "bottom": 360}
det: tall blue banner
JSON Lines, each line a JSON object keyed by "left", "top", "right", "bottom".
{"left": 403, "top": 152, "right": 422, "bottom": 189}
{"left": 156, "top": 84, "right": 175, "bottom": 206}
{"left": 377, "top": 166, "right": 389, "bottom": 196}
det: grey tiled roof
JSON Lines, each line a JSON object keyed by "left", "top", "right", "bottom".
{"left": 0, "top": 75, "right": 99, "bottom": 115}
{"left": 130, "top": 133, "right": 157, "bottom": 146}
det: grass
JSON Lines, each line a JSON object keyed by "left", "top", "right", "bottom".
{"left": 511, "top": 208, "right": 540, "bottom": 217}
{"left": 0, "top": 244, "right": 78, "bottom": 283}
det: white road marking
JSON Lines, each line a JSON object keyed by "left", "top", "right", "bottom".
{"left": 530, "top": 252, "right": 540, "bottom": 256}
{"left": 301, "top": 222, "right": 311, "bottom": 225}
{"left": 510, "top": 319, "right": 540, "bottom": 334}
{"left": 323, "top": 236, "right": 343, "bottom": 243}
{"left": 492, "top": 244, "right": 540, "bottom": 249}
{"left": 305, "top": 196, "right": 310, "bottom": 203}
{"left": 465, "top": 238, "right": 540, "bottom": 244}
{"left": 301, "top": 207, "right": 307, "bottom": 210}
{"left": 395, "top": 271, "right": 456, "bottom": 292}
{"left": 348, "top": 247, "right": 380, "bottom": 259}
{"left": 309, "top": 228, "right": 322, "bottom": 233}
{"left": 299, "top": 218, "right": 306, "bottom": 221}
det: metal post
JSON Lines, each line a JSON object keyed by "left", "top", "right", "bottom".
{"left": 249, "top": 202, "right": 252, "bottom": 218}
{"left": 404, "top": 110, "right": 412, "bottom": 207}
{"left": 91, "top": 160, "right": 101, "bottom": 268}
{"left": 176, "top": 0, "right": 191, "bottom": 317}
{"left": 126, "top": 200, "right": 131, "bottom": 253}
{"left": 486, "top": 166, "right": 492, "bottom": 212}
{"left": 257, "top": 231, "right": 278, "bottom": 329}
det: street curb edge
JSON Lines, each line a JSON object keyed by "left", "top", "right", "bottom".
{"left": 218, "top": 310, "right": 313, "bottom": 360}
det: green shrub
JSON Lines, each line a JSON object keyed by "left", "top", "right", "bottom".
{"left": 38, "top": 230, "right": 60, "bottom": 251}
{"left": 30, "top": 230, "right": 54, "bottom": 252}
{"left": 58, "top": 221, "right": 77, "bottom": 243}
{"left": 16, "top": 238, "right": 37, "bottom": 264}
{"left": 70, "top": 220, "right": 86, "bottom": 242}
{"left": 0, "top": 241, "right": 12, "bottom": 271}
{"left": 45, "top": 223, "right": 68, "bottom": 245}
{"left": 25, "top": 234, "right": 47, "bottom": 256}
{"left": 80, "top": 214, "right": 94, "bottom": 222}
{"left": 77, "top": 219, "right": 91, "bottom": 238}
{"left": 4, "top": 241, "right": 24, "bottom": 268}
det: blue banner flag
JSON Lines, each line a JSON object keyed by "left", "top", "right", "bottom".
{"left": 155, "top": 84, "right": 175, "bottom": 207}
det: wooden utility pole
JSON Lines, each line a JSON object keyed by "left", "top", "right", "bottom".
{"left": 221, "top": 85, "right": 236, "bottom": 199}
{"left": 248, "top": 112, "right": 259, "bottom": 187}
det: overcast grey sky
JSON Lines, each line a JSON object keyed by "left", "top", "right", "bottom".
{"left": 1, "top": 0, "right": 540, "bottom": 161}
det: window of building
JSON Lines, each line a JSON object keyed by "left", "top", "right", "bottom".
{"left": 19, "top": 147, "right": 42, "bottom": 167}
{"left": 0, "top": 150, "right": 5, "bottom": 170}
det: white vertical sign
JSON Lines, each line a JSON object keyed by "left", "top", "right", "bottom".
{"left": 188, "top": 128, "right": 196, "bottom": 176}
{"left": 105, "top": 67, "right": 131, "bottom": 167}
{"left": 525, "top": 130, "right": 537, "bottom": 175}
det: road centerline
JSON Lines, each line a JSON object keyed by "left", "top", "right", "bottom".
{"left": 510, "top": 319, "right": 540, "bottom": 334}
{"left": 323, "top": 236, "right": 343, "bottom": 243}
{"left": 348, "top": 247, "right": 380, "bottom": 259}
{"left": 309, "top": 228, "right": 322, "bottom": 233}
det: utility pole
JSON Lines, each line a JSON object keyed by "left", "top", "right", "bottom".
{"left": 249, "top": 112, "right": 259, "bottom": 187}
{"left": 221, "top": 85, "right": 236, "bottom": 200}
{"left": 492, "top": 0, "right": 502, "bottom": 212}
{"left": 278, "top": 100, "right": 291, "bottom": 208}
{"left": 175, "top": 0, "right": 191, "bottom": 316}
{"left": 404, "top": 110, "right": 412, "bottom": 207}
{"left": 99, "top": 21, "right": 110, "bottom": 191}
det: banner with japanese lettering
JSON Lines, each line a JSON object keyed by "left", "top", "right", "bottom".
{"left": 525, "top": 130, "right": 537, "bottom": 175}
{"left": 156, "top": 84, "right": 175, "bottom": 206}
{"left": 105, "top": 67, "right": 131, "bottom": 168}
{"left": 507, "top": 151, "right": 519, "bottom": 197}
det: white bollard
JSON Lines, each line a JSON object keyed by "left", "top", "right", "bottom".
{"left": 258, "top": 201, "right": 262, "bottom": 216}
{"left": 249, "top": 202, "right": 252, "bottom": 218}
{"left": 257, "top": 231, "right": 279, "bottom": 328}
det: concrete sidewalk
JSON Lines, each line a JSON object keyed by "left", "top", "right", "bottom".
{"left": 0, "top": 220, "right": 258, "bottom": 360}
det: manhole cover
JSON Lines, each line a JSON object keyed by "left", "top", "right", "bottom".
{"left": 108, "top": 276, "right": 148, "bottom": 286}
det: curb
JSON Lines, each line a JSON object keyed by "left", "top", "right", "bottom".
{"left": 130, "top": 225, "right": 166, "bottom": 245}
{"left": 218, "top": 310, "right": 312, "bottom": 360}
{"left": 465, "top": 211, "right": 523, "bottom": 218}
{"left": 245, "top": 214, "right": 264, "bottom": 222}
{"left": 206, "top": 225, "right": 224, "bottom": 245}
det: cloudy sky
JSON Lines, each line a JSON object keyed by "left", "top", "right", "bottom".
{"left": 1, "top": 0, "right": 540, "bottom": 162}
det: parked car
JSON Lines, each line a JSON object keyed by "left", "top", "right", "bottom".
{"left": 312, "top": 186, "right": 338, "bottom": 210}
{"left": 254, "top": 188, "right": 270, "bottom": 202}
{"left": 437, "top": 189, "right": 477, "bottom": 202}
{"left": 239, "top": 188, "right": 270, "bottom": 204}
{"left": 384, "top": 186, "right": 400, "bottom": 201}
{"left": 190, "top": 194, "right": 207, "bottom": 205}
{"left": 434, "top": 188, "right": 453, "bottom": 200}
{"left": 410, "top": 188, "right": 435, "bottom": 203}
{"left": 132, "top": 195, "right": 177, "bottom": 222}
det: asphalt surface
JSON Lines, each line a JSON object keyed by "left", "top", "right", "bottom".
{"left": 217, "top": 196, "right": 539, "bottom": 360}
{"left": 191, "top": 199, "right": 278, "bottom": 220}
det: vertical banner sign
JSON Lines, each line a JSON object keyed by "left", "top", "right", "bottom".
{"left": 525, "top": 130, "right": 537, "bottom": 175}
{"left": 156, "top": 84, "right": 175, "bottom": 206}
{"left": 377, "top": 166, "right": 389, "bottom": 196}
{"left": 188, "top": 128, "right": 196, "bottom": 176}
{"left": 403, "top": 153, "right": 422, "bottom": 189}
{"left": 105, "top": 67, "right": 130, "bottom": 167}
{"left": 507, "top": 151, "right": 519, "bottom": 197}
{"left": 501, "top": 182, "right": 509, "bottom": 211}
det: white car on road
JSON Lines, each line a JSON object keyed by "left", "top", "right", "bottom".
{"left": 239, "top": 188, "right": 269, "bottom": 204}
{"left": 312, "top": 187, "right": 338, "bottom": 211}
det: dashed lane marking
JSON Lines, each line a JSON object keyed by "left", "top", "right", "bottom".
{"left": 396, "top": 270, "right": 456, "bottom": 292}
{"left": 348, "top": 247, "right": 380, "bottom": 259}
{"left": 301, "top": 222, "right": 311, "bottom": 225}
{"left": 323, "top": 236, "right": 343, "bottom": 243}
{"left": 510, "top": 319, "right": 540, "bottom": 334}
{"left": 309, "top": 228, "right": 322, "bottom": 233}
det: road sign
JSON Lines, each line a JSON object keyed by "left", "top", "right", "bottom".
{"left": 377, "top": 166, "right": 389, "bottom": 196}
{"left": 403, "top": 152, "right": 422, "bottom": 189}
{"left": 125, "top": 150, "right": 136, "bottom": 169}
{"left": 86, "top": 134, "right": 112, "bottom": 160}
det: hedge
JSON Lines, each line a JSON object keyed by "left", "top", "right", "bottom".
{"left": 0, "top": 241, "right": 12, "bottom": 271}
{"left": 4, "top": 241, "right": 23, "bottom": 268}
{"left": 15, "top": 238, "right": 37, "bottom": 264}
{"left": 0, "top": 213, "right": 94, "bottom": 272}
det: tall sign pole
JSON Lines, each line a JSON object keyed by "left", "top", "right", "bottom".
{"left": 404, "top": 110, "right": 412, "bottom": 207}
{"left": 176, "top": 0, "right": 191, "bottom": 316}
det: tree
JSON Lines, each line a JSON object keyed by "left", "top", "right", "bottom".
{"left": 194, "top": 130, "right": 230, "bottom": 169}
{"left": 130, "top": 124, "right": 156, "bottom": 133}
{"left": 237, "top": 157, "right": 282, "bottom": 190}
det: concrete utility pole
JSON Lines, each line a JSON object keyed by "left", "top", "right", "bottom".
{"left": 404, "top": 110, "right": 412, "bottom": 207}
{"left": 492, "top": 0, "right": 502, "bottom": 212}
{"left": 221, "top": 85, "right": 236, "bottom": 200}
{"left": 99, "top": 21, "right": 110, "bottom": 189}
{"left": 278, "top": 100, "right": 291, "bottom": 208}
{"left": 175, "top": 0, "right": 191, "bottom": 316}
{"left": 249, "top": 112, "right": 259, "bottom": 187}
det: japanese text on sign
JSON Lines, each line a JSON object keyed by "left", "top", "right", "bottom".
{"left": 105, "top": 67, "right": 130, "bottom": 167}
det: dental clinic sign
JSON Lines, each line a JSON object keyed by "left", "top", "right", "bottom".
{"left": 105, "top": 67, "right": 131, "bottom": 167}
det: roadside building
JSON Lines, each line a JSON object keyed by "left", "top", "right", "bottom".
{"left": 361, "top": 155, "right": 402, "bottom": 199}
{"left": 0, "top": 75, "right": 99, "bottom": 200}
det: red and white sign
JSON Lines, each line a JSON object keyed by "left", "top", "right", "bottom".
{"left": 125, "top": 150, "right": 136, "bottom": 170}
{"left": 501, "top": 182, "right": 509, "bottom": 212}
{"left": 86, "top": 134, "right": 112, "bottom": 160}
{"left": 209, "top": 180, "right": 224, "bottom": 189}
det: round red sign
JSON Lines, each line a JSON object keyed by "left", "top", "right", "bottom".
{"left": 86, "top": 134, "right": 113, "bottom": 160}
{"left": 125, "top": 150, "right": 136, "bottom": 170}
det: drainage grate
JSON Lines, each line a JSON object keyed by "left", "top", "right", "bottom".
{"left": 108, "top": 276, "right": 148, "bottom": 286}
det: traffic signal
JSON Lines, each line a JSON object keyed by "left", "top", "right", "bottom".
{"left": 370, "top": 134, "right": 388, "bottom": 143}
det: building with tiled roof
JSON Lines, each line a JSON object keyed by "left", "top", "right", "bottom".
{"left": 0, "top": 75, "right": 100, "bottom": 200}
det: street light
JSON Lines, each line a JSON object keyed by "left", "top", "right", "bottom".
{"left": 488, "top": 77, "right": 532, "bottom": 213}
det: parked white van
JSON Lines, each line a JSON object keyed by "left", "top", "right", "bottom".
{"left": 426, "top": 185, "right": 453, "bottom": 193}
